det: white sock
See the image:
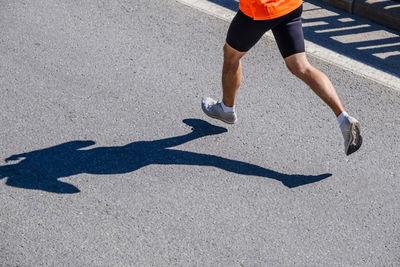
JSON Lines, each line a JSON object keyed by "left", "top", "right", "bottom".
{"left": 337, "top": 111, "right": 349, "bottom": 125}
{"left": 221, "top": 101, "right": 235, "bottom": 113}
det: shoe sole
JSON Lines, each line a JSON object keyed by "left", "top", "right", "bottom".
{"left": 346, "top": 121, "right": 362, "bottom": 155}
{"left": 201, "top": 105, "right": 237, "bottom": 124}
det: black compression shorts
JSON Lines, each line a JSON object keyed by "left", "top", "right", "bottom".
{"left": 226, "top": 5, "right": 305, "bottom": 58}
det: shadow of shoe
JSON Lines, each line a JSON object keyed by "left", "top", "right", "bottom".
{"left": 183, "top": 118, "right": 228, "bottom": 136}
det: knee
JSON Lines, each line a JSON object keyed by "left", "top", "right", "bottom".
{"left": 223, "top": 43, "right": 230, "bottom": 54}
{"left": 284, "top": 53, "right": 315, "bottom": 78}
{"left": 223, "top": 44, "right": 242, "bottom": 67}
{"left": 286, "top": 60, "right": 313, "bottom": 78}
{"left": 223, "top": 43, "right": 234, "bottom": 56}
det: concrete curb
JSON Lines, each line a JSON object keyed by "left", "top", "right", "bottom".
{"left": 319, "top": 0, "right": 400, "bottom": 31}
{"left": 318, "top": 0, "right": 353, "bottom": 12}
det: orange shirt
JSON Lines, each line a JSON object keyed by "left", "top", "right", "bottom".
{"left": 239, "top": 0, "right": 303, "bottom": 20}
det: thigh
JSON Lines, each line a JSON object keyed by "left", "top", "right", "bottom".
{"left": 226, "top": 10, "right": 274, "bottom": 53}
{"left": 272, "top": 5, "right": 305, "bottom": 59}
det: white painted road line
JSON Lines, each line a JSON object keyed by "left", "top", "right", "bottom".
{"left": 176, "top": 0, "right": 400, "bottom": 91}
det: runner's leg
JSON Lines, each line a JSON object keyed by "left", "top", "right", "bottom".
{"left": 272, "top": 7, "right": 361, "bottom": 155}
{"left": 222, "top": 43, "right": 246, "bottom": 107}
{"left": 202, "top": 11, "right": 273, "bottom": 124}
{"left": 272, "top": 6, "right": 345, "bottom": 116}
{"left": 284, "top": 53, "right": 345, "bottom": 116}
{"left": 223, "top": 10, "right": 272, "bottom": 107}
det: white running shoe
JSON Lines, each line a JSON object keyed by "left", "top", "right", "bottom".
{"left": 340, "top": 116, "right": 362, "bottom": 155}
{"left": 201, "top": 97, "right": 237, "bottom": 124}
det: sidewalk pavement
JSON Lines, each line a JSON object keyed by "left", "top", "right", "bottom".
{"left": 320, "top": 0, "right": 400, "bottom": 31}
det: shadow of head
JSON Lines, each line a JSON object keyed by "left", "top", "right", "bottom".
{"left": 183, "top": 118, "right": 228, "bottom": 135}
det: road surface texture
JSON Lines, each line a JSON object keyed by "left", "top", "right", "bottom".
{"left": 1, "top": 0, "right": 399, "bottom": 266}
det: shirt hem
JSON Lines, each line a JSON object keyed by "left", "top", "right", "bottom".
{"left": 239, "top": 1, "right": 303, "bottom": 20}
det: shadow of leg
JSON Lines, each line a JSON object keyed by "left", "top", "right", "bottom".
{"left": 160, "top": 149, "right": 332, "bottom": 188}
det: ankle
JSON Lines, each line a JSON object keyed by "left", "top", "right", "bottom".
{"left": 221, "top": 101, "right": 235, "bottom": 113}
{"left": 337, "top": 111, "right": 349, "bottom": 126}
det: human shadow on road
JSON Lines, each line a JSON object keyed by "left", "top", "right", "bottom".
{"left": 0, "top": 119, "right": 331, "bottom": 193}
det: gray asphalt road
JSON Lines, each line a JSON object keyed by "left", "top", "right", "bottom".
{"left": 1, "top": 0, "right": 399, "bottom": 265}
